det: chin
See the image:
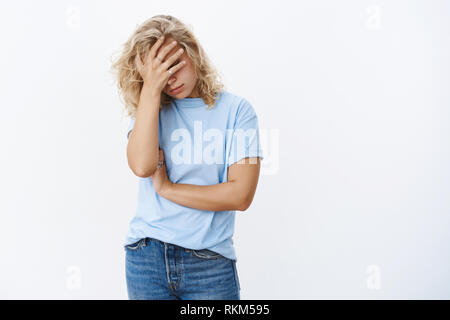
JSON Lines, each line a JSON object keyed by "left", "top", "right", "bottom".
{"left": 170, "top": 92, "right": 183, "bottom": 98}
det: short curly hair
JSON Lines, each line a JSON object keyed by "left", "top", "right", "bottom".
{"left": 110, "top": 14, "right": 226, "bottom": 118}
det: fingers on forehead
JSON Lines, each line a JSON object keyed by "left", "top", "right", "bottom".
{"left": 162, "top": 38, "right": 182, "bottom": 53}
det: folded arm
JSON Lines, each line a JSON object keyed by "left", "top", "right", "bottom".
{"left": 159, "top": 157, "right": 261, "bottom": 212}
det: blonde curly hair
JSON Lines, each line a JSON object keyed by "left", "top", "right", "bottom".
{"left": 110, "top": 15, "right": 226, "bottom": 118}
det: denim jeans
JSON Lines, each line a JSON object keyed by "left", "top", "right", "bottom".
{"left": 124, "top": 237, "right": 241, "bottom": 300}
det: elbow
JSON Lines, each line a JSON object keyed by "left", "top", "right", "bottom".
{"left": 127, "top": 144, "right": 159, "bottom": 178}
{"left": 134, "top": 167, "right": 157, "bottom": 178}
{"left": 130, "top": 163, "right": 157, "bottom": 178}
{"left": 236, "top": 194, "right": 252, "bottom": 211}
{"left": 237, "top": 203, "right": 249, "bottom": 212}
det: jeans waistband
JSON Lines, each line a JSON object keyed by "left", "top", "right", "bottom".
{"left": 142, "top": 237, "right": 192, "bottom": 252}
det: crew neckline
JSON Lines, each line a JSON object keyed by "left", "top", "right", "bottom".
{"left": 172, "top": 91, "right": 223, "bottom": 108}
{"left": 173, "top": 96, "right": 206, "bottom": 108}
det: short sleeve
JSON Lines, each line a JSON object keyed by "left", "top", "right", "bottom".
{"left": 227, "top": 99, "right": 264, "bottom": 167}
{"left": 127, "top": 117, "right": 136, "bottom": 140}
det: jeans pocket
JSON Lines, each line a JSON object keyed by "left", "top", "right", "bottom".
{"left": 191, "top": 248, "right": 224, "bottom": 260}
{"left": 124, "top": 238, "right": 146, "bottom": 251}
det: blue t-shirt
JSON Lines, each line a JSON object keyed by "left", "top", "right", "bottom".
{"left": 124, "top": 90, "right": 264, "bottom": 261}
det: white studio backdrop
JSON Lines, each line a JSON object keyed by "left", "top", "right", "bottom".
{"left": 1, "top": 0, "right": 449, "bottom": 299}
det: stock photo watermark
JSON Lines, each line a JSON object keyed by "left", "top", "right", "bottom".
{"left": 366, "top": 264, "right": 382, "bottom": 290}
{"left": 66, "top": 4, "right": 81, "bottom": 31}
{"left": 163, "top": 120, "right": 279, "bottom": 175}
{"left": 66, "top": 265, "right": 82, "bottom": 291}
{"left": 365, "top": 5, "right": 382, "bottom": 30}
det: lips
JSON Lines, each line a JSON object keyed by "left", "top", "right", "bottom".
{"left": 170, "top": 84, "right": 184, "bottom": 92}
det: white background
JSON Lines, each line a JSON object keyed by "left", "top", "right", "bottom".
{"left": 1, "top": 0, "right": 449, "bottom": 299}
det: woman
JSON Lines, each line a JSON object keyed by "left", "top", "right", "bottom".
{"left": 111, "top": 15, "right": 263, "bottom": 300}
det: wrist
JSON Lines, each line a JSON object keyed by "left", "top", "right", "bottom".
{"left": 161, "top": 181, "right": 174, "bottom": 197}
{"left": 141, "top": 84, "right": 161, "bottom": 100}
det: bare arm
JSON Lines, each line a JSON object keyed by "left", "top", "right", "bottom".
{"left": 126, "top": 85, "right": 161, "bottom": 177}
{"left": 159, "top": 157, "right": 261, "bottom": 211}
{"left": 127, "top": 35, "right": 186, "bottom": 178}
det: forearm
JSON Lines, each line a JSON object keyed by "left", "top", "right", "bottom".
{"left": 160, "top": 181, "right": 247, "bottom": 212}
{"left": 127, "top": 85, "right": 161, "bottom": 177}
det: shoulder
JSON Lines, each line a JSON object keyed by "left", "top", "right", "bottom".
{"left": 219, "top": 90, "right": 256, "bottom": 116}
